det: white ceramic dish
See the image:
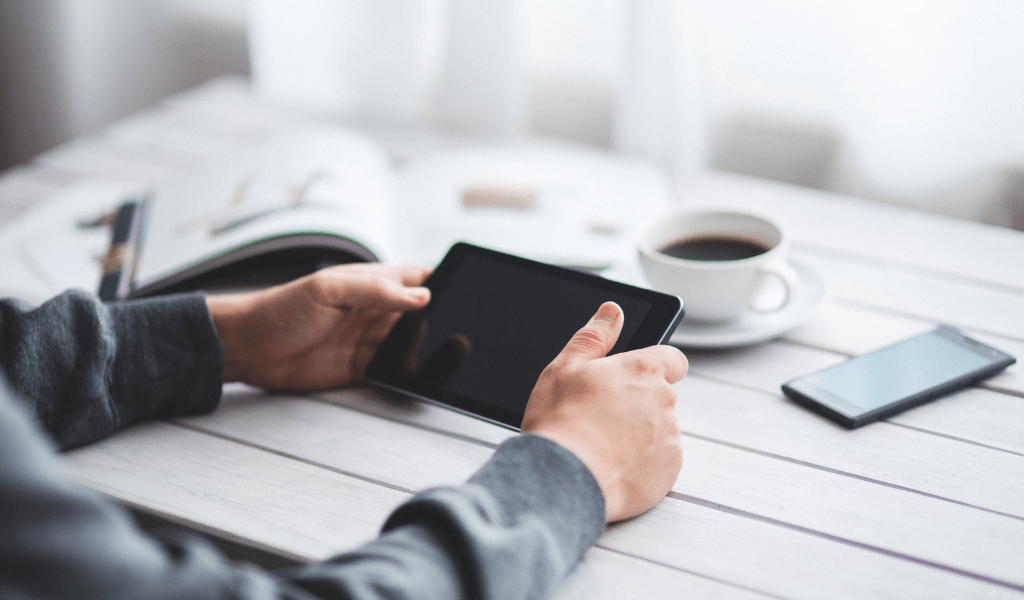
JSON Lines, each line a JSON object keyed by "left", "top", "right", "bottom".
{"left": 668, "top": 259, "right": 827, "bottom": 348}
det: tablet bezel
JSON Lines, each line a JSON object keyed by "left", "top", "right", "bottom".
{"left": 366, "top": 242, "right": 684, "bottom": 429}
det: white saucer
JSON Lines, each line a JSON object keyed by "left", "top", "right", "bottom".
{"left": 668, "top": 260, "right": 827, "bottom": 349}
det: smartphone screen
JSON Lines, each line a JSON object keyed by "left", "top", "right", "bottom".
{"left": 782, "top": 326, "right": 1015, "bottom": 428}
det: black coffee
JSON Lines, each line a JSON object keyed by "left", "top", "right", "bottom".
{"left": 659, "top": 236, "right": 770, "bottom": 261}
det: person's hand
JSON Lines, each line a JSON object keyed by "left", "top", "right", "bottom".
{"left": 522, "top": 301, "right": 688, "bottom": 523}
{"left": 207, "top": 263, "right": 431, "bottom": 390}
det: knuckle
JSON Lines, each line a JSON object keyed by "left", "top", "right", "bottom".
{"left": 366, "top": 275, "right": 393, "bottom": 298}
{"left": 305, "top": 270, "right": 333, "bottom": 298}
{"left": 677, "top": 348, "right": 689, "bottom": 372}
{"left": 569, "top": 327, "right": 607, "bottom": 354}
{"left": 539, "top": 361, "right": 593, "bottom": 396}
{"left": 629, "top": 355, "right": 663, "bottom": 378}
{"left": 659, "top": 384, "right": 679, "bottom": 408}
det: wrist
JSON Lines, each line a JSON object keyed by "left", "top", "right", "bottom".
{"left": 524, "top": 428, "right": 620, "bottom": 522}
{"left": 467, "top": 434, "right": 606, "bottom": 554}
{"left": 206, "top": 294, "right": 254, "bottom": 383}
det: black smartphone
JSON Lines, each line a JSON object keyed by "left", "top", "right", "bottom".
{"left": 781, "top": 326, "right": 1015, "bottom": 429}
{"left": 367, "top": 242, "right": 685, "bottom": 429}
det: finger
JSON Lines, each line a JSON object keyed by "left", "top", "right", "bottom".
{"left": 317, "top": 272, "right": 431, "bottom": 311}
{"left": 359, "top": 310, "right": 403, "bottom": 351}
{"left": 341, "top": 263, "right": 432, "bottom": 288}
{"left": 403, "top": 315, "right": 428, "bottom": 375}
{"left": 616, "top": 344, "right": 689, "bottom": 383}
{"left": 394, "top": 264, "right": 433, "bottom": 287}
{"left": 555, "top": 301, "right": 624, "bottom": 365}
{"left": 351, "top": 312, "right": 404, "bottom": 378}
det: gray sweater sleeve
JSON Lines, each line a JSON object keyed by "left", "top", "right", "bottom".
{"left": 0, "top": 291, "right": 606, "bottom": 600}
{"left": 0, "top": 290, "right": 223, "bottom": 449}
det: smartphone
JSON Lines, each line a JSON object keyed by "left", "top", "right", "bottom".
{"left": 781, "top": 326, "right": 1015, "bottom": 429}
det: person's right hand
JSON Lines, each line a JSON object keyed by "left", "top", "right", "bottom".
{"left": 521, "top": 301, "right": 688, "bottom": 523}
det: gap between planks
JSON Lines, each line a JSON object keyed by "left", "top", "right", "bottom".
{"left": 665, "top": 492, "right": 1024, "bottom": 594}
{"left": 180, "top": 389, "right": 1024, "bottom": 589}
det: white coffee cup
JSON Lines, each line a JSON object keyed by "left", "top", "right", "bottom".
{"left": 637, "top": 209, "right": 800, "bottom": 322}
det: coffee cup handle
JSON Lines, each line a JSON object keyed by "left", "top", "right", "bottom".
{"left": 750, "top": 261, "right": 801, "bottom": 313}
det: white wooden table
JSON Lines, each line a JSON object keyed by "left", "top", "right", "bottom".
{"left": 2, "top": 77, "right": 1023, "bottom": 599}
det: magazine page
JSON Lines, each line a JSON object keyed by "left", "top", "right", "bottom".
{"left": 393, "top": 143, "right": 674, "bottom": 268}
{"left": 134, "top": 128, "right": 395, "bottom": 290}
{"left": 0, "top": 180, "right": 142, "bottom": 303}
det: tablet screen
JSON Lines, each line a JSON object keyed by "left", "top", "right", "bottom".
{"left": 367, "top": 243, "right": 684, "bottom": 428}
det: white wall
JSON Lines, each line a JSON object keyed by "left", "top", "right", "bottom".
{"left": 701, "top": 0, "right": 1024, "bottom": 225}
{"left": 0, "top": 0, "right": 248, "bottom": 170}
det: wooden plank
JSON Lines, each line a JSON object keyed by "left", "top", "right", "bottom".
{"left": 0, "top": 202, "right": 27, "bottom": 228}
{"left": 602, "top": 496, "right": 1024, "bottom": 600}
{"left": 964, "top": 332, "right": 1024, "bottom": 396}
{"left": 63, "top": 417, "right": 781, "bottom": 599}
{"left": 0, "top": 180, "right": 136, "bottom": 294}
{"left": 312, "top": 385, "right": 518, "bottom": 447}
{"left": 194, "top": 383, "right": 1024, "bottom": 564}
{"left": 105, "top": 107, "right": 258, "bottom": 163}
{"left": 162, "top": 76, "right": 318, "bottom": 141}
{"left": 0, "top": 239, "right": 54, "bottom": 303}
{"left": 888, "top": 386, "right": 1024, "bottom": 453}
{"left": 684, "top": 338, "right": 847, "bottom": 394}
{"left": 784, "top": 301, "right": 937, "bottom": 356}
{"left": 224, "top": 388, "right": 1024, "bottom": 587}
{"left": 111, "top": 100, "right": 281, "bottom": 147}
{"left": 66, "top": 421, "right": 1022, "bottom": 599}
{"left": 66, "top": 398, "right": 770, "bottom": 600}
{"left": 33, "top": 135, "right": 195, "bottom": 183}
{"left": 783, "top": 301, "right": 1024, "bottom": 396}
{"left": 177, "top": 387, "right": 496, "bottom": 492}
{"left": 684, "top": 173, "right": 1024, "bottom": 291}
{"left": 67, "top": 393, "right": 1024, "bottom": 598}
{"left": 674, "top": 374, "right": 1024, "bottom": 518}
{"left": 795, "top": 251, "right": 1024, "bottom": 340}
{"left": 0, "top": 165, "right": 64, "bottom": 208}
{"left": 674, "top": 435, "right": 1024, "bottom": 587}
{"left": 686, "top": 332, "right": 1024, "bottom": 452}
{"left": 557, "top": 548, "right": 773, "bottom": 600}
{"left": 208, "top": 364, "right": 1024, "bottom": 527}
{"left": 62, "top": 422, "right": 410, "bottom": 563}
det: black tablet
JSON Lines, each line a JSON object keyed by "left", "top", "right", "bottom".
{"left": 366, "top": 242, "right": 685, "bottom": 429}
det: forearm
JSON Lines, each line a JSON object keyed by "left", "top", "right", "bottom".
{"left": 1, "top": 384, "right": 605, "bottom": 600}
{"left": 291, "top": 434, "right": 606, "bottom": 600}
{"left": 0, "top": 290, "right": 223, "bottom": 449}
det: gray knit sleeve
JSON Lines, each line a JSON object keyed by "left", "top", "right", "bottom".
{"left": 284, "top": 434, "right": 607, "bottom": 600}
{"left": 0, "top": 290, "right": 223, "bottom": 449}
{"left": 0, "top": 385, "right": 606, "bottom": 600}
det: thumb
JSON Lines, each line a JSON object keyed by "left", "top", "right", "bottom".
{"left": 556, "top": 301, "right": 624, "bottom": 365}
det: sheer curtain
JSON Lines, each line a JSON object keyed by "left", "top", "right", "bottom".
{"left": 247, "top": 0, "right": 705, "bottom": 169}
{"left": 246, "top": 0, "right": 1024, "bottom": 229}
{"left": 4, "top": 1, "right": 1021, "bottom": 228}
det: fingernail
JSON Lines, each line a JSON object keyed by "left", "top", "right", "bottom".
{"left": 593, "top": 301, "right": 619, "bottom": 322}
{"left": 408, "top": 287, "right": 429, "bottom": 302}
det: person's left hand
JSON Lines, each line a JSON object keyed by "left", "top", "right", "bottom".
{"left": 207, "top": 263, "right": 431, "bottom": 390}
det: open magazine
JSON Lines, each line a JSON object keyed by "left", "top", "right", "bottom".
{"left": 99, "top": 127, "right": 675, "bottom": 299}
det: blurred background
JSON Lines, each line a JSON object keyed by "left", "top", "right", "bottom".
{"left": 2, "top": 0, "right": 1022, "bottom": 230}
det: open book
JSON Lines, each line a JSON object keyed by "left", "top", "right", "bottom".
{"left": 103, "top": 128, "right": 675, "bottom": 299}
